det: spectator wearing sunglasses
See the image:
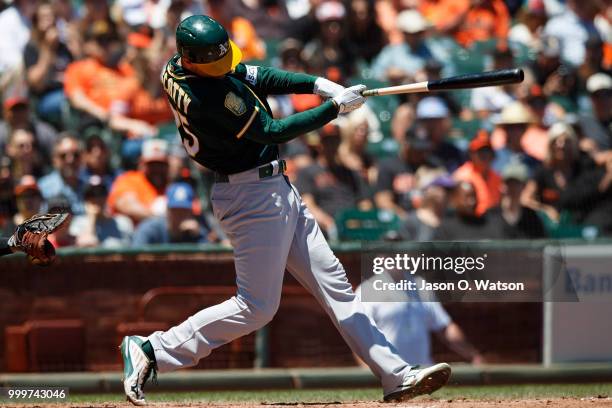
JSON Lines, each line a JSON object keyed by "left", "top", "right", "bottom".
{"left": 38, "top": 133, "right": 86, "bottom": 215}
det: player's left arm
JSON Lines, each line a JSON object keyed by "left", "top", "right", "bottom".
{"left": 232, "top": 63, "right": 343, "bottom": 97}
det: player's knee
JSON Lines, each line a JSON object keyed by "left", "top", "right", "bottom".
{"left": 248, "top": 302, "right": 278, "bottom": 327}
{"left": 236, "top": 294, "right": 279, "bottom": 328}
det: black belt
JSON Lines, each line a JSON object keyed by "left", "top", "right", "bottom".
{"left": 214, "top": 160, "right": 287, "bottom": 183}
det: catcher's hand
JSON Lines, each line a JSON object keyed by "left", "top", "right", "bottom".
{"left": 8, "top": 212, "right": 70, "bottom": 266}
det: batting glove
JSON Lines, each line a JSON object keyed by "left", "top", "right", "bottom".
{"left": 314, "top": 77, "right": 345, "bottom": 99}
{"left": 332, "top": 85, "right": 367, "bottom": 114}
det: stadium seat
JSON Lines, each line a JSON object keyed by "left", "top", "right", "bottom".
{"left": 335, "top": 208, "right": 400, "bottom": 241}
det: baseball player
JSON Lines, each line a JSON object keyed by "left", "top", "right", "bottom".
{"left": 0, "top": 212, "right": 69, "bottom": 265}
{"left": 121, "top": 15, "right": 450, "bottom": 405}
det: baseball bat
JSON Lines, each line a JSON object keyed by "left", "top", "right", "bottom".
{"left": 361, "top": 68, "right": 524, "bottom": 97}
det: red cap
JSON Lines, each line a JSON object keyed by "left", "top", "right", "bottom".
{"left": 4, "top": 96, "right": 28, "bottom": 110}
{"left": 469, "top": 130, "right": 492, "bottom": 152}
{"left": 14, "top": 175, "right": 41, "bottom": 196}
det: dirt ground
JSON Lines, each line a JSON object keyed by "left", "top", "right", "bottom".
{"left": 5, "top": 398, "right": 612, "bottom": 408}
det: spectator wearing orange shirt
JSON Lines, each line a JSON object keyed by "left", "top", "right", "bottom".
{"left": 419, "top": 0, "right": 470, "bottom": 35}
{"left": 453, "top": 131, "right": 502, "bottom": 216}
{"left": 452, "top": 0, "right": 510, "bottom": 49}
{"left": 64, "top": 22, "right": 158, "bottom": 138}
{"left": 108, "top": 139, "right": 170, "bottom": 223}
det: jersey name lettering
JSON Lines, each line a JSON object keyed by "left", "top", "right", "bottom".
{"left": 162, "top": 69, "right": 192, "bottom": 113}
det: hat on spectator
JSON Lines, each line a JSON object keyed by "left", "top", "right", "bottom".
{"left": 85, "top": 20, "right": 119, "bottom": 42}
{"left": 84, "top": 175, "right": 108, "bottom": 199}
{"left": 3, "top": 96, "right": 28, "bottom": 110}
{"left": 427, "top": 174, "right": 457, "bottom": 189}
{"left": 396, "top": 10, "right": 431, "bottom": 34}
{"left": 502, "top": 161, "right": 529, "bottom": 182}
{"left": 416, "top": 96, "right": 449, "bottom": 119}
{"left": 406, "top": 125, "right": 432, "bottom": 150}
{"left": 315, "top": 2, "right": 346, "bottom": 22}
{"left": 128, "top": 24, "right": 154, "bottom": 49}
{"left": 548, "top": 122, "right": 577, "bottom": 142}
{"left": 141, "top": 139, "right": 169, "bottom": 163}
{"left": 167, "top": 182, "right": 194, "bottom": 210}
{"left": 469, "top": 130, "right": 493, "bottom": 152}
{"left": 14, "top": 175, "right": 41, "bottom": 196}
{"left": 586, "top": 73, "right": 612, "bottom": 94}
{"left": 494, "top": 101, "right": 534, "bottom": 125}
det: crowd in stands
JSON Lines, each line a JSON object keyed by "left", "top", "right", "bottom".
{"left": 0, "top": 0, "right": 610, "bottom": 247}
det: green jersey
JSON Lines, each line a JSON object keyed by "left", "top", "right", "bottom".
{"left": 161, "top": 55, "right": 338, "bottom": 174}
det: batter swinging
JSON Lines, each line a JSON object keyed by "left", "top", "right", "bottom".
{"left": 121, "top": 15, "right": 450, "bottom": 406}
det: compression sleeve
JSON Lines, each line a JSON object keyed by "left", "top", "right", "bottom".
{"left": 244, "top": 100, "right": 338, "bottom": 144}
{"left": 233, "top": 64, "right": 316, "bottom": 95}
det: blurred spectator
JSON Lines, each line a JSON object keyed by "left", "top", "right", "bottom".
{"left": 295, "top": 124, "right": 371, "bottom": 237}
{"left": 0, "top": 96, "right": 58, "bottom": 162}
{"left": 435, "top": 180, "right": 505, "bottom": 240}
{"left": 23, "top": 0, "right": 75, "bottom": 126}
{"left": 70, "top": 175, "right": 133, "bottom": 248}
{"left": 509, "top": 0, "right": 548, "bottom": 50}
{"left": 115, "top": 0, "right": 204, "bottom": 29}
{"left": 524, "top": 123, "right": 612, "bottom": 231}
{"left": 207, "top": 0, "right": 266, "bottom": 62}
{"left": 13, "top": 175, "right": 45, "bottom": 226}
{"left": 390, "top": 102, "right": 415, "bottom": 145}
{"left": 497, "top": 161, "right": 546, "bottom": 238}
{"left": 345, "top": 0, "right": 385, "bottom": 64}
{"left": 527, "top": 35, "right": 562, "bottom": 89}
{"left": 416, "top": 97, "right": 464, "bottom": 172}
{"left": 543, "top": 0, "right": 602, "bottom": 67}
{"left": 491, "top": 101, "right": 542, "bottom": 173}
{"left": 0, "top": 0, "right": 34, "bottom": 97}
{"left": 452, "top": 0, "right": 510, "bottom": 48}
{"left": 64, "top": 21, "right": 157, "bottom": 138}
{"left": 38, "top": 134, "right": 86, "bottom": 215}
{"left": 5, "top": 129, "right": 46, "bottom": 181}
{"left": 471, "top": 48, "right": 516, "bottom": 118}
{"left": 338, "top": 110, "right": 376, "bottom": 182}
{"left": 397, "top": 175, "right": 455, "bottom": 241}
{"left": 132, "top": 182, "right": 208, "bottom": 245}
{"left": 302, "top": 1, "right": 356, "bottom": 79}
{"left": 124, "top": 24, "right": 174, "bottom": 126}
{"left": 579, "top": 73, "right": 612, "bottom": 155}
{"left": 0, "top": 156, "right": 16, "bottom": 236}
{"left": 419, "top": 0, "right": 470, "bottom": 35}
{"left": 371, "top": 9, "right": 433, "bottom": 82}
{"left": 228, "top": 0, "right": 290, "bottom": 40}
{"left": 80, "top": 134, "right": 120, "bottom": 192}
{"left": 375, "top": 125, "right": 441, "bottom": 218}
{"left": 355, "top": 273, "right": 484, "bottom": 366}
{"left": 454, "top": 131, "right": 502, "bottom": 216}
{"left": 108, "top": 138, "right": 170, "bottom": 223}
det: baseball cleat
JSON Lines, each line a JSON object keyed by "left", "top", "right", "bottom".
{"left": 120, "top": 336, "right": 157, "bottom": 406}
{"left": 383, "top": 363, "right": 451, "bottom": 402}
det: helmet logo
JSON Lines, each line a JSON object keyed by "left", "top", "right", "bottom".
{"left": 219, "top": 42, "right": 228, "bottom": 56}
{"left": 224, "top": 92, "right": 247, "bottom": 116}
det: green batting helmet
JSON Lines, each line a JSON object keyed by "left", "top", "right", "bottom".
{"left": 176, "top": 15, "right": 242, "bottom": 77}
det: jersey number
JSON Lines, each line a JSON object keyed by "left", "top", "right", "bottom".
{"left": 171, "top": 106, "right": 200, "bottom": 157}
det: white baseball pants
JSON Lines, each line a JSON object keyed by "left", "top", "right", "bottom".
{"left": 148, "top": 164, "right": 411, "bottom": 393}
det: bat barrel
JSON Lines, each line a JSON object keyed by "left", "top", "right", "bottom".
{"left": 427, "top": 68, "right": 524, "bottom": 91}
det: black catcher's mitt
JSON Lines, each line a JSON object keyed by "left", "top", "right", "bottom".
{"left": 8, "top": 212, "right": 70, "bottom": 266}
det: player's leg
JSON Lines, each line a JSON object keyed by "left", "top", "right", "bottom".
{"left": 285, "top": 194, "right": 450, "bottom": 400}
{"left": 123, "top": 176, "right": 300, "bottom": 404}
{"left": 147, "top": 176, "right": 300, "bottom": 371}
